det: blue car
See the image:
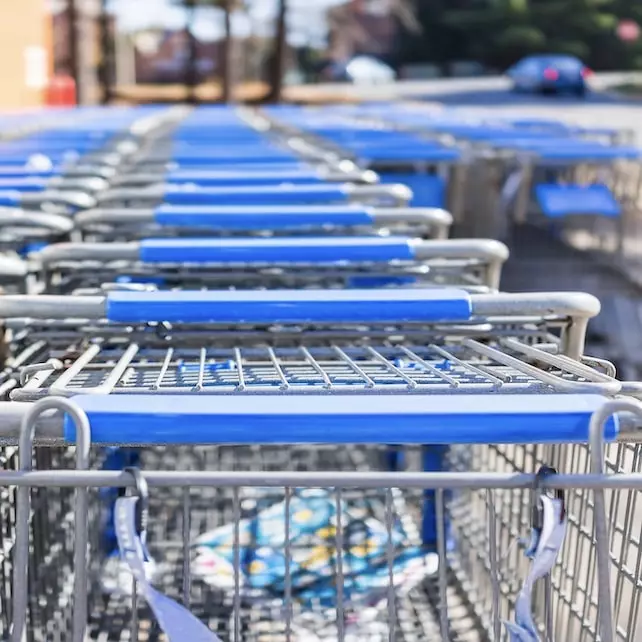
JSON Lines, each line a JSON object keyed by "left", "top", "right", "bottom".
{"left": 506, "top": 54, "right": 592, "bottom": 97}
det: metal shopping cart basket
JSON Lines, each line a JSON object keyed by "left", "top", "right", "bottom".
{"left": 32, "top": 236, "right": 509, "bottom": 294}
{"left": 489, "top": 138, "right": 642, "bottom": 253}
{"left": 0, "top": 288, "right": 639, "bottom": 642}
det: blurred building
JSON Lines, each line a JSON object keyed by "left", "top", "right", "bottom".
{"left": 133, "top": 28, "right": 219, "bottom": 84}
{"left": 51, "top": 0, "right": 118, "bottom": 103}
{"left": 0, "top": 0, "right": 52, "bottom": 109}
{"left": 326, "top": 0, "right": 399, "bottom": 64}
{"left": 52, "top": 3, "right": 102, "bottom": 74}
{"left": 132, "top": 28, "right": 297, "bottom": 87}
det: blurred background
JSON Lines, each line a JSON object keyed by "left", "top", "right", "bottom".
{"left": 3, "top": 0, "right": 642, "bottom": 109}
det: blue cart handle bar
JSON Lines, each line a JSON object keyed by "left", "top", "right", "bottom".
{"left": 0, "top": 289, "right": 599, "bottom": 322}
{"left": 35, "top": 237, "right": 507, "bottom": 287}
{"left": 96, "top": 183, "right": 413, "bottom": 207}
{"left": 0, "top": 290, "right": 599, "bottom": 359}
{"left": 61, "top": 393, "right": 619, "bottom": 445}
{"left": 74, "top": 205, "right": 453, "bottom": 239}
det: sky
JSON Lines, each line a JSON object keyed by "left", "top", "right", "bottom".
{"left": 110, "top": 0, "right": 348, "bottom": 46}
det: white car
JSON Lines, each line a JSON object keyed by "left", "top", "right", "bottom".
{"left": 344, "top": 56, "right": 396, "bottom": 85}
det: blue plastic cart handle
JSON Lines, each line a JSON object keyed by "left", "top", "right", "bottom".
{"left": 0, "top": 167, "right": 56, "bottom": 178}
{"left": 138, "top": 236, "right": 415, "bottom": 263}
{"left": 0, "top": 190, "right": 22, "bottom": 206}
{"left": 169, "top": 162, "right": 309, "bottom": 172}
{"left": 105, "top": 288, "right": 472, "bottom": 324}
{"left": 536, "top": 184, "right": 622, "bottom": 218}
{"left": 357, "top": 147, "right": 461, "bottom": 163}
{"left": 165, "top": 169, "right": 323, "bottom": 187}
{"left": 163, "top": 184, "right": 349, "bottom": 206}
{"left": 536, "top": 146, "right": 642, "bottom": 162}
{"left": 64, "top": 393, "right": 618, "bottom": 445}
{"left": 169, "top": 154, "right": 297, "bottom": 166}
{"left": 153, "top": 204, "right": 374, "bottom": 229}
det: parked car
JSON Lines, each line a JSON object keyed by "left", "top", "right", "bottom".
{"left": 506, "top": 54, "right": 593, "bottom": 97}
{"left": 327, "top": 56, "right": 396, "bottom": 85}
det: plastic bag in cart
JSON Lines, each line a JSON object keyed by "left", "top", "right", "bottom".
{"left": 191, "top": 489, "right": 438, "bottom": 620}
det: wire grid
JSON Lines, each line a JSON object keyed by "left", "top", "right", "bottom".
{"left": 6, "top": 445, "right": 490, "bottom": 642}
{"left": 0, "top": 446, "right": 81, "bottom": 642}
{"left": 8, "top": 334, "right": 616, "bottom": 400}
{"left": 449, "top": 440, "right": 642, "bottom": 642}
{"left": 4, "top": 439, "right": 639, "bottom": 641}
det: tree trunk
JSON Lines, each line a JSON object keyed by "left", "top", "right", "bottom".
{"left": 98, "top": 0, "right": 114, "bottom": 104}
{"left": 186, "top": 0, "right": 198, "bottom": 104}
{"left": 67, "top": 0, "right": 81, "bottom": 102}
{"left": 221, "top": 0, "right": 232, "bottom": 103}
{"left": 267, "top": 0, "right": 287, "bottom": 103}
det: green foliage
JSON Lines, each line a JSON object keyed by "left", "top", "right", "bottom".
{"left": 399, "top": 0, "right": 642, "bottom": 72}
{"left": 497, "top": 26, "right": 546, "bottom": 48}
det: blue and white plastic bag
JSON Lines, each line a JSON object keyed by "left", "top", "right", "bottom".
{"left": 191, "top": 488, "right": 438, "bottom": 633}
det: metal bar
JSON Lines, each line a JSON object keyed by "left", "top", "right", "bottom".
{"left": 152, "top": 347, "right": 174, "bottom": 390}
{"left": 589, "top": 398, "right": 642, "bottom": 642}
{"left": 331, "top": 345, "right": 375, "bottom": 388}
{"left": 397, "top": 346, "right": 459, "bottom": 387}
{"left": 364, "top": 346, "right": 417, "bottom": 389}
{"left": 97, "top": 343, "right": 140, "bottom": 393}
{"left": 0, "top": 296, "right": 105, "bottom": 319}
{"left": 193, "top": 347, "right": 206, "bottom": 391}
{"left": 436, "top": 488, "right": 449, "bottom": 641}
{"left": 234, "top": 347, "right": 246, "bottom": 391}
{"left": 11, "top": 398, "right": 91, "bottom": 642}
{"left": 2, "top": 470, "right": 642, "bottom": 490}
{"left": 464, "top": 339, "right": 621, "bottom": 394}
{"left": 48, "top": 344, "right": 102, "bottom": 393}
{"left": 429, "top": 343, "right": 503, "bottom": 388}
{"left": 300, "top": 346, "right": 333, "bottom": 389}
{"left": 266, "top": 346, "right": 290, "bottom": 390}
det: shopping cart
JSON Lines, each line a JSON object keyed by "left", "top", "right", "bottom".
{"left": 94, "top": 179, "right": 414, "bottom": 210}
{"left": 262, "top": 110, "right": 465, "bottom": 214}
{"left": 110, "top": 116, "right": 352, "bottom": 181}
{"left": 32, "top": 236, "right": 509, "bottom": 293}
{"left": 0, "top": 287, "right": 638, "bottom": 642}
{"left": 106, "top": 163, "right": 379, "bottom": 189}
{"left": 480, "top": 137, "right": 642, "bottom": 248}
{"left": 0, "top": 110, "right": 175, "bottom": 217}
{"left": 73, "top": 204, "right": 454, "bottom": 242}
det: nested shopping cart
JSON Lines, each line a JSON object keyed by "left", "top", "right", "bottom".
{"left": 95, "top": 179, "right": 414, "bottom": 211}
{"left": 471, "top": 136, "right": 642, "bottom": 246}
{"left": 0, "top": 288, "right": 639, "bottom": 642}
{"left": 0, "top": 109, "right": 176, "bottom": 218}
{"left": 262, "top": 109, "right": 466, "bottom": 217}
{"left": 73, "top": 203, "right": 453, "bottom": 242}
{"left": 32, "top": 236, "right": 508, "bottom": 294}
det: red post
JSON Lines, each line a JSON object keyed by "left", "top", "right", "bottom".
{"left": 45, "top": 74, "right": 77, "bottom": 106}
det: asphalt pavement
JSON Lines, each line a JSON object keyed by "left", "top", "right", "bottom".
{"left": 304, "top": 73, "right": 642, "bottom": 140}
{"left": 415, "top": 77, "right": 642, "bottom": 139}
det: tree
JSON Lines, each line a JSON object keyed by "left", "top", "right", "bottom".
{"left": 174, "top": 0, "right": 237, "bottom": 103}
{"left": 399, "top": 0, "right": 632, "bottom": 73}
{"left": 266, "top": 0, "right": 287, "bottom": 103}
